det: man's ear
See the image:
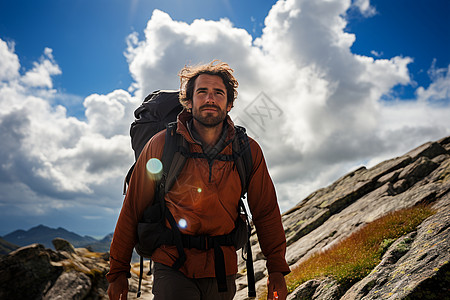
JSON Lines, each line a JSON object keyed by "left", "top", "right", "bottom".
{"left": 187, "top": 100, "right": 193, "bottom": 109}
{"left": 226, "top": 102, "right": 232, "bottom": 112}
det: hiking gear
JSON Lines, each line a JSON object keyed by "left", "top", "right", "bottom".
{"left": 107, "top": 110, "right": 290, "bottom": 295}
{"left": 135, "top": 122, "right": 255, "bottom": 296}
{"left": 123, "top": 90, "right": 183, "bottom": 194}
{"left": 131, "top": 90, "right": 182, "bottom": 160}
{"left": 124, "top": 91, "right": 255, "bottom": 297}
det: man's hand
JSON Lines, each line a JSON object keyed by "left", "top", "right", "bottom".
{"left": 107, "top": 274, "right": 129, "bottom": 300}
{"left": 267, "top": 272, "right": 288, "bottom": 300}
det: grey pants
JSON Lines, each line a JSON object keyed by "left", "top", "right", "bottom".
{"left": 152, "top": 262, "right": 237, "bottom": 300}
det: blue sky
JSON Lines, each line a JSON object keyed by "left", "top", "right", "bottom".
{"left": 347, "top": 0, "right": 449, "bottom": 99}
{"left": 1, "top": 0, "right": 276, "bottom": 98}
{"left": 2, "top": 0, "right": 448, "bottom": 102}
{"left": 0, "top": 0, "right": 449, "bottom": 238}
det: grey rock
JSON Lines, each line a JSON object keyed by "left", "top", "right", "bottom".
{"left": 0, "top": 241, "right": 109, "bottom": 299}
{"left": 43, "top": 271, "right": 92, "bottom": 300}
{"left": 53, "top": 237, "right": 76, "bottom": 253}
{"left": 404, "top": 141, "right": 447, "bottom": 160}
{"left": 287, "top": 278, "right": 342, "bottom": 300}
{"left": 312, "top": 278, "right": 342, "bottom": 300}
{"left": 254, "top": 136, "right": 450, "bottom": 300}
{"left": 0, "top": 244, "right": 63, "bottom": 299}
{"left": 253, "top": 259, "right": 267, "bottom": 282}
{"left": 397, "top": 156, "right": 439, "bottom": 187}
{"left": 341, "top": 198, "right": 450, "bottom": 299}
{"left": 287, "top": 279, "right": 322, "bottom": 300}
{"left": 282, "top": 154, "right": 413, "bottom": 249}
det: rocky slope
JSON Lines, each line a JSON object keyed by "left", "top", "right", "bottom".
{"left": 0, "top": 136, "right": 449, "bottom": 299}
{"left": 234, "top": 136, "right": 450, "bottom": 299}
{"left": 0, "top": 238, "right": 111, "bottom": 299}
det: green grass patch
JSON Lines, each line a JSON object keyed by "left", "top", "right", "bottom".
{"left": 284, "top": 204, "right": 435, "bottom": 294}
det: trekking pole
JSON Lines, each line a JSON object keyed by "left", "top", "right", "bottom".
{"left": 246, "top": 242, "right": 256, "bottom": 297}
{"left": 137, "top": 256, "right": 144, "bottom": 298}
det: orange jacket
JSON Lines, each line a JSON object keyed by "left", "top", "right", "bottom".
{"left": 107, "top": 111, "right": 290, "bottom": 282}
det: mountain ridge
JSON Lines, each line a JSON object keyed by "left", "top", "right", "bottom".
{"left": 1, "top": 224, "right": 112, "bottom": 252}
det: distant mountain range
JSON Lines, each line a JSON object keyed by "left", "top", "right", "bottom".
{"left": 1, "top": 225, "right": 112, "bottom": 254}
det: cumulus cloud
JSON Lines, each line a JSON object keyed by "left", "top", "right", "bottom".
{"left": 20, "top": 48, "right": 61, "bottom": 88}
{"left": 0, "top": 0, "right": 449, "bottom": 235}
{"left": 125, "top": 9, "right": 261, "bottom": 100}
{"left": 416, "top": 61, "right": 450, "bottom": 103}
{"left": 0, "top": 42, "right": 137, "bottom": 215}
{"left": 0, "top": 39, "right": 20, "bottom": 81}
{"left": 123, "top": 0, "right": 449, "bottom": 211}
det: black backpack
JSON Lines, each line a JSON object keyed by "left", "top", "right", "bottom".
{"left": 123, "top": 90, "right": 182, "bottom": 194}
{"left": 126, "top": 90, "right": 256, "bottom": 297}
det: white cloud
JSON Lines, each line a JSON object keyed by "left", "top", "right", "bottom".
{"left": 352, "top": 0, "right": 377, "bottom": 17}
{"left": 125, "top": 9, "right": 261, "bottom": 100}
{"left": 416, "top": 62, "right": 450, "bottom": 103}
{"left": 122, "top": 0, "right": 448, "bottom": 211}
{"left": 0, "top": 0, "right": 449, "bottom": 234}
{"left": 0, "top": 39, "right": 20, "bottom": 81}
{"left": 20, "top": 48, "right": 61, "bottom": 88}
{"left": 0, "top": 42, "right": 136, "bottom": 210}
{"left": 370, "top": 50, "right": 383, "bottom": 57}
{"left": 84, "top": 90, "right": 136, "bottom": 138}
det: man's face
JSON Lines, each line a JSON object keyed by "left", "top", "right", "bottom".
{"left": 188, "top": 74, "right": 232, "bottom": 128}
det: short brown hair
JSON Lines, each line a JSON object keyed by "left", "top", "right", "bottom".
{"left": 178, "top": 60, "right": 238, "bottom": 109}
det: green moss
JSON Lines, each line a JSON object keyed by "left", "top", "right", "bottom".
{"left": 378, "top": 238, "right": 396, "bottom": 255}
{"left": 320, "top": 200, "right": 329, "bottom": 208}
{"left": 296, "top": 219, "right": 306, "bottom": 226}
{"left": 395, "top": 238, "right": 411, "bottom": 254}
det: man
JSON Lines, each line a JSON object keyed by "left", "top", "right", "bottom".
{"left": 107, "top": 61, "right": 290, "bottom": 300}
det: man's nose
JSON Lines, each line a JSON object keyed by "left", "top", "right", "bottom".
{"left": 206, "top": 91, "right": 215, "bottom": 102}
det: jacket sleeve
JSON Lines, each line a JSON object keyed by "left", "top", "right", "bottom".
{"left": 106, "top": 132, "right": 165, "bottom": 283}
{"left": 246, "top": 138, "right": 291, "bottom": 275}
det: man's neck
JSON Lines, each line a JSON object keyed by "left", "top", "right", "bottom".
{"left": 192, "top": 119, "right": 224, "bottom": 147}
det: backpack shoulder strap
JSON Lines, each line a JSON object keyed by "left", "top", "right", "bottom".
{"left": 232, "top": 126, "right": 256, "bottom": 297}
{"left": 233, "top": 125, "right": 253, "bottom": 198}
{"left": 123, "top": 163, "right": 135, "bottom": 195}
{"left": 135, "top": 123, "right": 187, "bottom": 295}
{"left": 157, "top": 122, "right": 187, "bottom": 199}
{"left": 161, "top": 122, "right": 188, "bottom": 194}
{"left": 158, "top": 122, "right": 188, "bottom": 270}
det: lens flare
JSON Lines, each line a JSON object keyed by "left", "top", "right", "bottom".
{"left": 197, "top": 187, "right": 202, "bottom": 193}
{"left": 146, "top": 158, "right": 163, "bottom": 175}
{"left": 178, "top": 218, "right": 187, "bottom": 229}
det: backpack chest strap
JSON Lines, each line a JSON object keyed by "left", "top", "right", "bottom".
{"left": 180, "top": 232, "right": 235, "bottom": 250}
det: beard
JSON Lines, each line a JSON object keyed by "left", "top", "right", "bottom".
{"left": 192, "top": 104, "right": 228, "bottom": 128}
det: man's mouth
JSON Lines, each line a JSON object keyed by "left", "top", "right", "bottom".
{"left": 200, "top": 106, "right": 219, "bottom": 112}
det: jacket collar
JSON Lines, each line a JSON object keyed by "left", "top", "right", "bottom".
{"left": 176, "top": 109, "right": 236, "bottom": 145}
